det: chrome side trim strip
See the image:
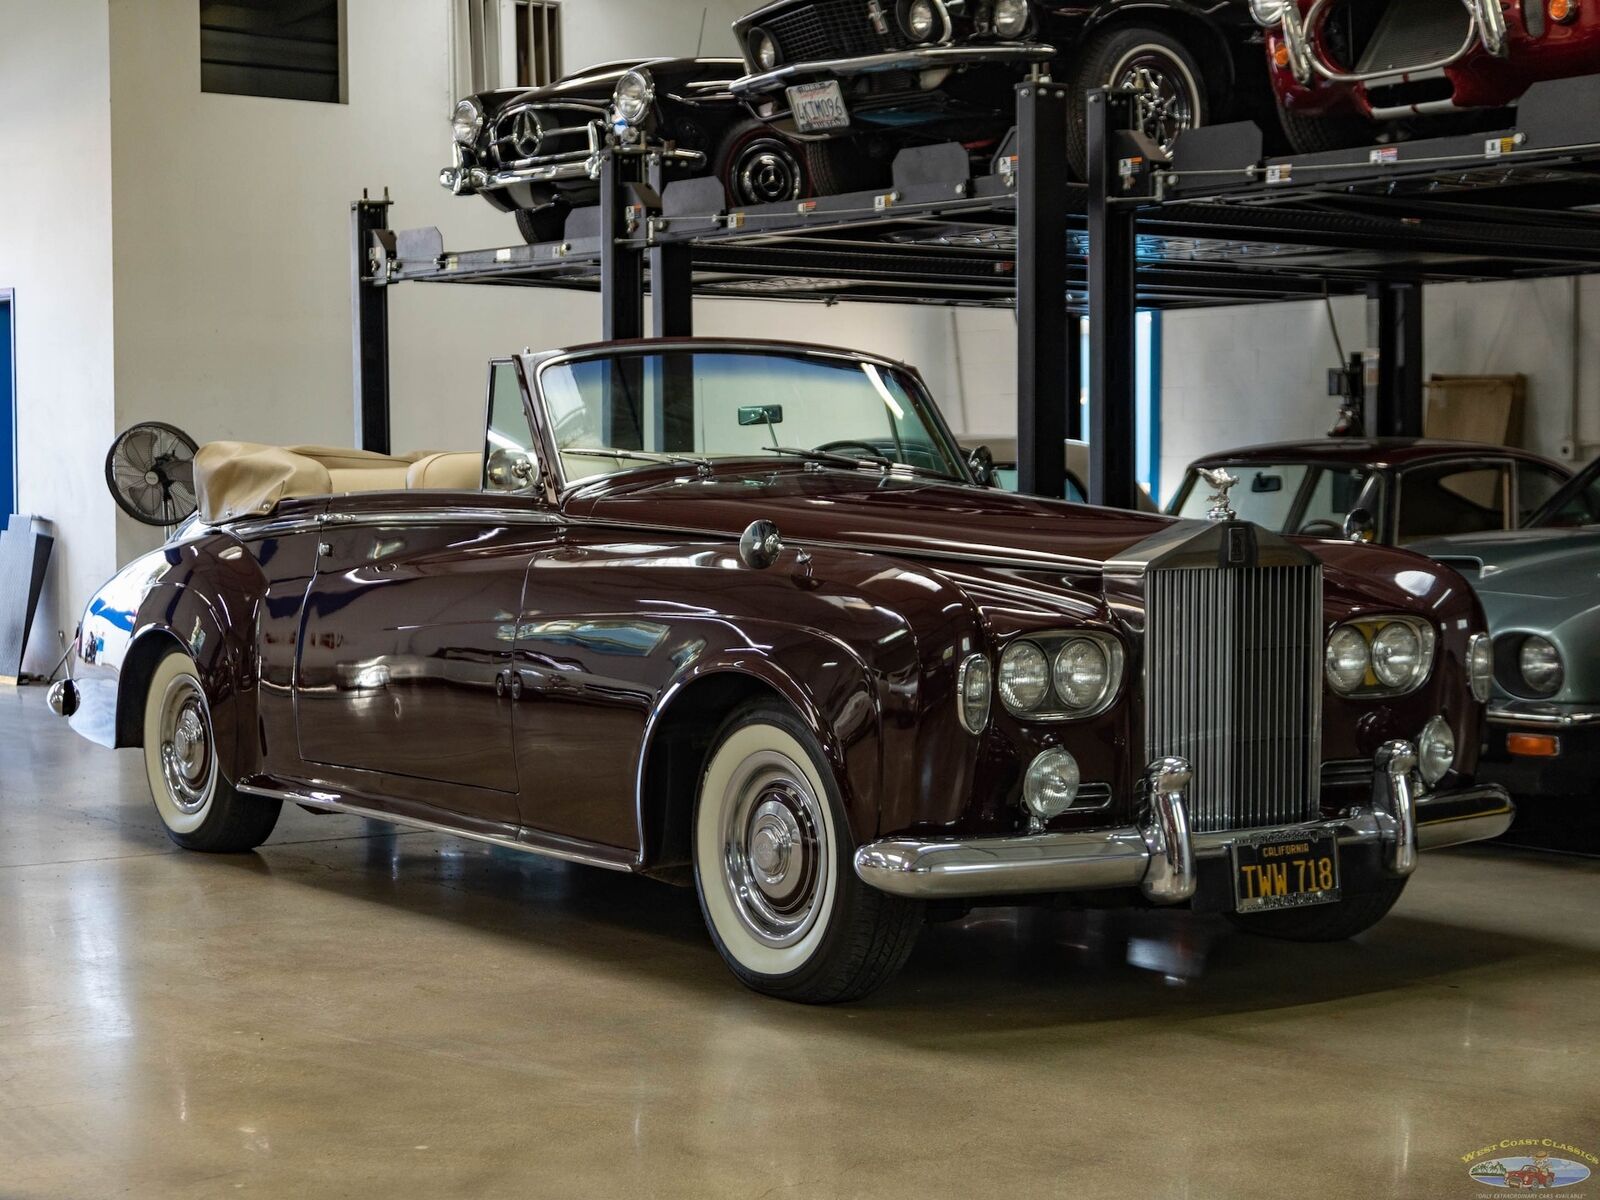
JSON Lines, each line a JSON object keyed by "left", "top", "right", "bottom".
{"left": 237, "top": 782, "right": 635, "bottom": 873}
{"left": 730, "top": 42, "right": 1055, "bottom": 95}
{"left": 1488, "top": 704, "right": 1600, "bottom": 727}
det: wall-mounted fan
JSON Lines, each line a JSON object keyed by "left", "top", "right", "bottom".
{"left": 105, "top": 422, "right": 199, "bottom": 528}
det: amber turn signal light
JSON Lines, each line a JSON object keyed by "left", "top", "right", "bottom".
{"left": 1507, "top": 732, "right": 1561, "bottom": 758}
{"left": 1549, "top": 0, "right": 1579, "bottom": 23}
{"left": 1273, "top": 41, "right": 1291, "bottom": 68}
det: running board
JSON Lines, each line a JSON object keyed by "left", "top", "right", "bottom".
{"left": 237, "top": 779, "right": 637, "bottom": 873}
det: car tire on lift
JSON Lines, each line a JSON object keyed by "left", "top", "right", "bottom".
{"left": 713, "top": 119, "right": 813, "bottom": 208}
{"left": 802, "top": 136, "right": 892, "bottom": 198}
{"left": 1225, "top": 876, "right": 1408, "bottom": 942}
{"left": 515, "top": 203, "right": 570, "bottom": 246}
{"left": 1066, "top": 26, "right": 1211, "bottom": 180}
{"left": 1276, "top": 103, "right": 1375, "bottom": 157}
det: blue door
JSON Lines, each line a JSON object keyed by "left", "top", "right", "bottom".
{"left": 0, "top": 296, "right": 13, "bottom": 518}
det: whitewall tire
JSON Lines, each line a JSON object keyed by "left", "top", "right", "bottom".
{"left": 693, "top": 701, "right": 922, "bottom": 1003}
{"left": 142, "top": 648, "right": 280, "bottom": 852}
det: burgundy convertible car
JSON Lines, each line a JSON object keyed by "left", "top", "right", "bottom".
{"left": 1252, "top": 0, "right": 1600, "bottom": 153}
{"left": 49, "top": 340, "right": 1512, "bottom": 1002}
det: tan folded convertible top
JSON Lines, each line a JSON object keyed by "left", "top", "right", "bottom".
{"left": 194, "top": 442, "right": 481, "bottom": 523}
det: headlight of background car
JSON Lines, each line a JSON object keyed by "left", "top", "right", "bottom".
{"left": 611, "top": 69, "right": 654, "bottom": 127}
{"left": 998, "top": 632, "right": 1123, "bottom": 719}
{"left": 956, "top": 653, "right": 993, "bottom": 734}
{"left": 1517, "top": 635, "right": 1564, "bottom": 696}
{"left": 1248, "top": 0, "right": 1291, "bottom": 25}
{"left": 902, "top": 0, "right": 939, "bottom": 42}
{"left": 1468, "top": 632, "right": 1492, "bottom": 702}
{"left": 992, "top": 0, "right": 1029, "bottom": 36}
{"left": 748, "top": 28, "right": 779, "bottom": 71}
{"left": 452, "top": 98, "right": 484, "bottom": 146}
{"left": 1324, "top": 616, "right": 1436, "bottom": 697}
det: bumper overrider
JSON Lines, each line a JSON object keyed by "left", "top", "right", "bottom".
{"left": 730, "top": 42, "right": 1054, "bottom": 96}
{"left": 855, "top": 740, "right": 1513, "bottom": 902}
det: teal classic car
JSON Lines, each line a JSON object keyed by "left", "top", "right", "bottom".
{"left": 1412, "top": 458, "right": 1600, "bottom": 799}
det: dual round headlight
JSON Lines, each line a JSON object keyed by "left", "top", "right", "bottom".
{"left": 611, "top": 69, "right": 654, "bottom": 127}
{"left": 748, "top": 28, "right": 779, "bottom": 72}
{"left": 452, "top": 98, "right": 484, "bottom": 146}
{"left": 903, "top": 0, "right": 940, "bottom": 42}
{"left": 998, "top": 634, "right": 1121, "bottom": 719}
{"left": 1518, "top": 635, "right": 1564, "bottom": 696}
{"left": 992, "top": 0, "right": 1029, "bottom": 37}
{"left": 1324, "top": 617, "right": 1435, "bottom": 696}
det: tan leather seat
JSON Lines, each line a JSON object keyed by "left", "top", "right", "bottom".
{"left": 407, "top": 451, "right": 483, "bottom": 491}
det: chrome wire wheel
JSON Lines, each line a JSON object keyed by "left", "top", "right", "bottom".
{"left": 728, "top": 136, "right": 805, "bottom": 206}
{"left": 158, "top": 673, "right": 215, "bottom": 815}
{"left": 1111, "top": 50, "right": 1200, "bottom": 154}
{"left": 720, "top": 751, "right": 828, "bottom": 948}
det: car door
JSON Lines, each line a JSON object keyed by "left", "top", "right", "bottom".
{"left": 294, "top": 361, "right": 558, "bottom": 828}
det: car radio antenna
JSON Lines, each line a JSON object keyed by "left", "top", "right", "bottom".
{"left": 696, "top": 7, "right": 707, "bottom": 57}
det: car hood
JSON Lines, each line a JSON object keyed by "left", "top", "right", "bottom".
{"left": 567, "top": 465, "right": 1458, "bottom": 614}
{"left": 1410, "top": 527, "right": 1600, "bottom": 599}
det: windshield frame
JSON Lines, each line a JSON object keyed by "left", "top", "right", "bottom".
{"left": 1526, "top": 454, "right": 1600, "bottom": 529}
{"left": 1168, "top": 460, "right": 1386, "bottom": 537}
{"left": 523, "top": 342, "right": 974, "bottom": 495}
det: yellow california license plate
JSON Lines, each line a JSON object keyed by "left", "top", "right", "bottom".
{"left": 1232, "top": 831, "right": 1341, "bottom": 913}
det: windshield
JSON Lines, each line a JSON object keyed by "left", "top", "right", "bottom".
{"left": 1174, "top": 462, "right": 1378, "bottom": 534}
{"left": 1529, "top": 458, "right": 1600, "bottom": 528}
{"left": 532, "top": 349, "right": 965, "bottom": 486}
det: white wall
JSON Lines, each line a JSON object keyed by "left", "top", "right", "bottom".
{"left": 1159, "top": 277, "right": 1600, "bottom": 501}
{"left": 0, "top": 0, "right": 119, "bottom": 676}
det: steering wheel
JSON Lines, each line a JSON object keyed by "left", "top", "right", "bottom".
{"left": 1299, "top": 519, "right": 1344, "bottom": 538}
{"left": 815, "top": 440, "right": 893, "bottom": 463}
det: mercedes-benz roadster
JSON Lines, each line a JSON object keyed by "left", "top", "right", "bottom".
{"left": 49, "top": 339, "right": 1513, "bottom": 1002}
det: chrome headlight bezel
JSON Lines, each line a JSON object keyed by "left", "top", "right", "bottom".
{"left": 901, "top": 0, "right": 942, "bottom": 43}
{"left": 1418, "top": 715, "right": 1456, "bottom": 786}
{"left": 998, "top": 631, "right": 1124, "bottom": 720}
{"left": 1517, "top": 634, "right": 1564, "bottom": 697}
{"left": 1467, "top": 632, "right": 1493, "bottom": 703}
{"left": 748, "top": 27, "right": 779, "bottom": 71}
{"left": 955, "top": 653, "right": 993, "bottom": 734}
{"left": 991, "top": 0, "right": 1030, "bottom": 37}
{"left": 611, "top": 69, "right": 655, "bottom": 127}
{"left": 1249, "top": 0, "right": 1292, "bottom": 26}
{"left": 1325, "top": 616, "right": 1436, "bottom": 698}
{"left": 452, "top": 97, "right": 485, "bottom": 146}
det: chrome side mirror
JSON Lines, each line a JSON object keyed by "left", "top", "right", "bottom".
{"left": 486, "top": 447, "right": 538, "bottom": 492}
{"left": 1343, "top": 507, "right": 1376, "bottom": 543}
{"left": 739, "top": 520, "right": 783, "bottom": 569}
{"left": 966, "top": 444, "right": 996, "bottom": 487}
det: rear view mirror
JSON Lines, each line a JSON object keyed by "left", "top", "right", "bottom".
{"left": 738, "top": 405, "right": 784, "bottom": 427}
{"left": 1343, "top": 507, "right": 1376, "bottom": 543}
{"left": 1251, "top": 474, "right": 1283, "bottom": 493}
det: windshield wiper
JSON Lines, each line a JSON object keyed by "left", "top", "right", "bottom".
{"left": 761, "top": 445, "right": 893, "bottom": 470}
{"left": 561, "top": 448, "right": 710, "bottom": 468}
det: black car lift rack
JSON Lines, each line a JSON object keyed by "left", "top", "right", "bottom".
{"left": 353, "top": 72, "right": 1600, "bottom": 507}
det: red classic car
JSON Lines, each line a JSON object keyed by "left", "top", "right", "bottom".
{"left": 1506, "top": 1162, "right": 1557, "bottom": 1188}
{"left": 48, "top": 340, "right": 1513, "bottom": 1002}
{"left": 1250, "top": 0, "right": 1600, "bottom": 152}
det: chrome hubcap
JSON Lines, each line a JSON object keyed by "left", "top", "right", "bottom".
{"left": 721, "top": 750, "right": 826, "bottom": 947}
{"left": 733, "top": 139, "right": 804, "bottom": 206}
{"left": 1115, "top": 58, "right": 1196, "bottom": 154}
{"left": 158, "top": 675, "right": 214, "bottom": 814}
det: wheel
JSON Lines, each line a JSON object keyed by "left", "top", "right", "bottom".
{"left": 692, "top": 701, "right": 923, "bottom": 1003}
{"left": 802, "top": 136, "right": 892, "bottom": 198}
{"left": 1225, "top": 877, "right": 1408, "bottom": 942}
{"left": 713, "top": 120, "right": 810, "bottom": 207}
{"left": 1276, "top": 103, "right": 1374, "bottom": 156}
{"left": 1067, "top": 27, "right": 1210, "bottom": 178}
{"left": 514, "top": 204, "right": 569, "bottom": 245}
{"left": 142, "top": 648, "right": 280, "bottom": 852}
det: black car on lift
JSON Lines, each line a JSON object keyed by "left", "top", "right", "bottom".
{"left": 443, "top": 57, "right": 812, "bottom": 243}
{"left": 728, "top": 0, "right": 1277, "bottom": 186}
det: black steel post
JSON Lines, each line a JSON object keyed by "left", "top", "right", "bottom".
{"left": 350, "top": 193, "right": 392, "bottom": 454}
{"left": 648, "top": 155, "right": 693, "bottom": 339}
{"left": 600, "top": 150, "right": 646, "bottom": 342}
{"left": 1086, "top": 89, "right": 1140, "bottom": 509}
{"left": 1014, "top": 81, "right": 1071, "bottom": 500}
{"left": 1367, "top": 280, "right": 1425, "bottom": 437}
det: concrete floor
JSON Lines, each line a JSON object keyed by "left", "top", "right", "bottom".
{"left": 3, "top": 685, "right": 1597, "bottom": 1199}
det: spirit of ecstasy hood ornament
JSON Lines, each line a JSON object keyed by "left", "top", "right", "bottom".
{"left": 1197, "top": 467, "right": 1239, "bottom": 522}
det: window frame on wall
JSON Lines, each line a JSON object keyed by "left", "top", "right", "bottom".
{"left": 454, "top": 0, "right": 563, "bottom": 97}
{"left": 199, "top": 0, "right": 348, "bottom": 105}
{"left": 0, "top": 290, "right": 14, "bottom": 519}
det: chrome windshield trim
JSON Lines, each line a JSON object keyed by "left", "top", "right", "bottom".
{"left": 730, "top": 42, "right": 1055, "bottom": 95}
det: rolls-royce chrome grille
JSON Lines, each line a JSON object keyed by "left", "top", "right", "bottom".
{"left": 1144, "top": 564, "right": 1323, "bottom": 833}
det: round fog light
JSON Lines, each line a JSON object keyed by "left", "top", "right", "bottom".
{"left": 1418, "top": 715, "right": 1455, "bottom": 785}
{"left": 1023, "top": 748, "right": 1080, "bottom": 823}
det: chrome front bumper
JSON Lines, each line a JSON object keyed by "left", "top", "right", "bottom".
{"left": 730, "top": 42, "right": 1054, "bottom": 96}
{"left": 854, "top": 742, "right": 1514, "bottom": 901}
{"left": 441, "top": 146, "right": 705, "bottom": 196}
{"left": 1269, "top": 0, "right": 1505, "bottom": 87}
{"left": 1487, "top": 700, "right": 1600, "bottom": 729}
